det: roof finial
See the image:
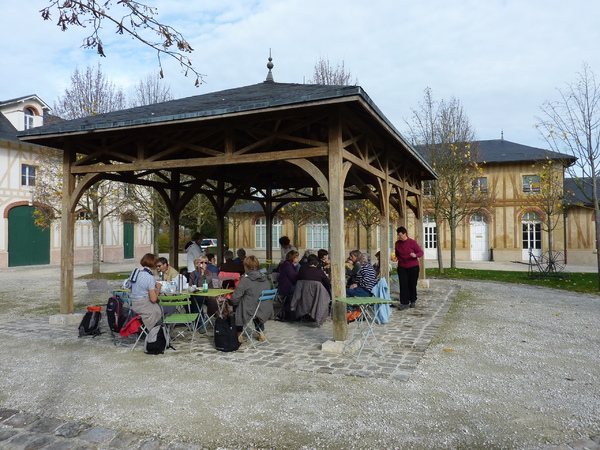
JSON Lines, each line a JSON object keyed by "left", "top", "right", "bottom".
{"left": 265, "top": 49, "right": 274, "bottom": 83}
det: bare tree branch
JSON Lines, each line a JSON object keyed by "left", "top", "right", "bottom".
{"left": 40, "top": 0, "right": 205, "bottom": 85}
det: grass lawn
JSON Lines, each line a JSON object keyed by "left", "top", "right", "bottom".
{"left": 425, "top": 267, "right": 600, "bottom": 295}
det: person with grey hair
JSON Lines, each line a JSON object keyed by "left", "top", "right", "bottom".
{"left": 219, "top": 250, "right": 244, "bottom": 274}
{"left": 346, "top": 252, "right": 376, "bottom": 298}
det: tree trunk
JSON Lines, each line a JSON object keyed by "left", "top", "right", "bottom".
{"left": 436, "top": 219, "right": 444, "bottom": 274}
{"left": 92, "top": 214, "right": 101, "bottom": 275}
{"left": 547, "top": 216, "right": 553, "bottom": 254}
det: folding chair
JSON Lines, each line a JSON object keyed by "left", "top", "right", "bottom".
{"left": 240, "top": 288, "right": 277, "bottom": 348}
{"left": 161, "top": 296, "right": 199, "bottom": 350}
{"left": 117, "top": 315, "right": 149, "bottom": 351}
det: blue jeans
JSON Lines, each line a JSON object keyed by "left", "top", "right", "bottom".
{"left": 346, "top": 286, "right": 372, "bottom": 298}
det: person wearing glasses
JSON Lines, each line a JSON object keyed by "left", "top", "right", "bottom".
{"left": 189, "top": 255, "right": 214, "bottom": 290}
{"left": 189, "top": 255, "right": 217, "bottom": 322}
{"left": 156, "top": 257, "right": 179, "bottom": 282}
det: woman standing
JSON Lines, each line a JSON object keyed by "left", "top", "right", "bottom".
{"left": 129, "top": 253, "right": 163, "bottom": 329}
{"left": 395, "top": 226, "right": 424, "bottom": 310}
{"left": 230, "top": 255, "right": 272, "bottom": 342}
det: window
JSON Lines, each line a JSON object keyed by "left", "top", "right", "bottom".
{"left": 21, "top": 165, "right": 36, "bottom": 186}
{"left": 255, "top": 216, "right": 282, "bottom": 249}
{"left": 76, "top": 210, "right": 90, "bottom": 221}
{"left": 522, "top": 212, "right": 541, "bottom": 251}
{"left": 423, "top": 180, "right": 434, "bottom": 196}
{"left": 376, "top": 224, "right": 395, "bottom": 250}
{"left": 423, "top": 214, "right": 437, "bottom": 250}
{"left": 522, "top": 175, "right": 540, "bottom": 194}
{"left": 306, "top": 219, "right": 329, "bottom": 249}
{"left": 472, "top": 177, "right": 488, "bottom": 195}
{"left": 24, "top": 108, "right": 35, "bottom": 130}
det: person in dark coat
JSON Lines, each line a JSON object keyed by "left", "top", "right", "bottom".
{"left": 230, "top": 255, "right": 272, "bottom": 342}
{"left": 219, "top": 250, "right": 244, "bottom": 274}
{"left": 297, "top": 255, "right": 331, "bottom": 296}
{"left": 277, "top": 250, "right": 299, "bottom": 297}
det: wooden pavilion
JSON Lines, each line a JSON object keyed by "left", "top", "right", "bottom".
{"left": 20, "top": 67, "right": 435, "bottom": 340}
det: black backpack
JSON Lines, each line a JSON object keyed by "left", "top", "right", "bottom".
{"left": 78, "top": 308, "right": 102, "bottom": 337}
{"left": 106, "top": 296, "right": 127, "bottom": 333}
{"left": 214, "top": 315, "right": 240, "bottom": 352}
{"left": 144, "top": 324, "right": 172, "bottom": 355}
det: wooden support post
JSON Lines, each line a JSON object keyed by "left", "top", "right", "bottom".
{"left": 169, "top": 172, "right": 180, "bottom": 269}
{"left": 60, "top": 148, "right": 76, "bottom": 314}
{"left": 329, "top": 111, "right": 348, "bottom": 341}
{"left": 379, "top": 179, "right": 391, "bottom": 282}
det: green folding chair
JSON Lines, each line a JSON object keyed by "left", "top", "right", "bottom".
{"left": 160, "top": 295, "right": 199, "bottom": 350}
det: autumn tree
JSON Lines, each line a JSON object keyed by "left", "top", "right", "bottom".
{"left": 41, "top": 0, "right": 204, "bottom": 85}
{"left": 130, "top": 73, "right": 173, "bottom": 107}
{"left": 344, "top": 199, "right": 380, "bottom": 255}
{"left": 406, "top": 87, "right": 492, "bottom": 270}
{"left": 310, "top": 57, "right": 358, "bottom": 85}
{"left": 181, "top": 193, "right": 216, "bottom": 239}
{"left": 278, "top": 190, "right": 328, "bottom": 248}
{"left": 527, "top": 158, "right": 571, "bottom": 257}
{"left": 33, "top": 64, "right": 132, "bottom": 275}
{"left": 537, "top": 62, "right": 600, "bottom": 285}
{"left": 53, "top": 64, "right": 126, "bottom": 119}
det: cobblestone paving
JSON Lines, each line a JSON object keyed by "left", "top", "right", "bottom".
{"left": 0, "top": 281, "right": 457, "bottom": 381}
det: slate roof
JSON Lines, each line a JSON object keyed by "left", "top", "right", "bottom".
{"left": 0, "top": 113, "right": 18, "bottom": 142}
{"left": 18, "top": 82, "right": 382, "bottom": 137}
{"left": 476, "top": 139, "right": 576, "bottom": 165}
{"left": 417, "top": 139, "right": 576, "bottom": 166}
{"left": 563, "top": 177, "right": 598, "bottom": 206}
{"left": 0, "top": 94, "right": 50, "bottom": 110}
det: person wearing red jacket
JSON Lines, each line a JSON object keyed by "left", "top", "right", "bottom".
{"left": 395, "top": 226, "right": 424, "bottom": 310}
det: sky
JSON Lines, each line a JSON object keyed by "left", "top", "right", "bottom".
{"left": 1, "top": 0, "right": 599, "bottom": 149}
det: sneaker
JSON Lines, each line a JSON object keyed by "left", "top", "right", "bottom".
{"left": 399, "top": 304, "right": 409, "bottom": 310}
{"left": 409, "top": 302, "right": 416, "bottom": 308}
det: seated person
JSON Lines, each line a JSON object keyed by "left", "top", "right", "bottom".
{"left": 233, "top": 248, "right": 246, "bottom": 264}
{"left": 345, "top": 249, "right": 362, "bottom": 286}
{"left": 230, "top": 255, "right": 272, "bottom": 343}
{"left": 298, "top": 249, "right": 316, "bottom": 270}
{"left": 156, "top": 257, "right": 179, "bottom": 282}
{"left": 219, "top": 250, "right": 245, "bottom": 275}
{"left": 205, "top": 253, "right": 220, "bottom": 277}
{"left": 346, "top": 252, "right": 376, "bottom": 298}
{"left": 317, "top": 249, "right": 331, "bottom": 275}
{"left": 189, "top": 255, "right": 216, "bottom": 319}
{"left": 297, "top": 254, "right": 331, "bottom": 297}
{"left": 128, "top": 253, "right": 162, "bottom": 330}
{"left": 277, "top": 250, "right": 299, "bottom": 298}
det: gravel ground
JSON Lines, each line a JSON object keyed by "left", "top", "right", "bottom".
{"left": 0, "top": 262, "right": 599, "bottom": 449}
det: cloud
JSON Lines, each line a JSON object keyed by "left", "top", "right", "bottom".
{"left": 1, "top": 0, "right": 599, "bottom": 148}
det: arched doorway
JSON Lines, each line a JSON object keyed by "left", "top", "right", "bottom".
{"left": 8, "top": 205, "right": 50, "bottom": 266}
{"left": 522, "top": 211, "right": 542, "bottom": 260}
{"left": 470, "top": 213, "right": 489, "bottom": 261}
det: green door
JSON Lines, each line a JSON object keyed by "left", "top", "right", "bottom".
{"left": 8, "top": 205, "right": 50, "bottom": 266}
{"left": 123, "top": 221, "right": 134, "bottom": 259}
